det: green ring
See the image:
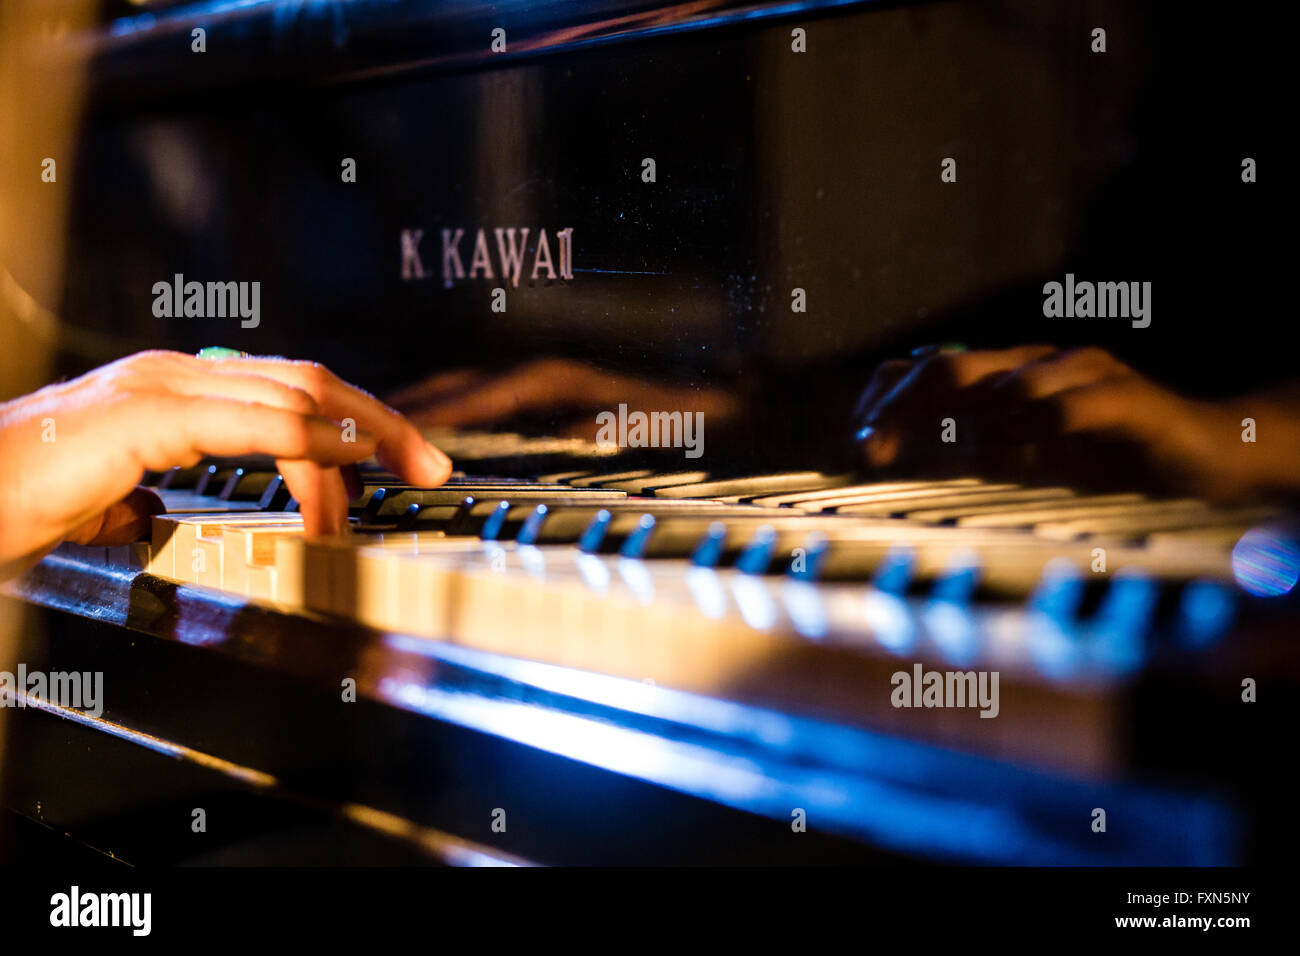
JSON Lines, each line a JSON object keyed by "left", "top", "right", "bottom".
{"left": 196, "top": 346, "right": 248, "bottom": 360}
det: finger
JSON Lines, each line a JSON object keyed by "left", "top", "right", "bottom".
{"left": 984, "top": 347, "right": 1132, "bottom": 402}
{"left": 341, "top": 463, "right": 363, "bottom": 501}
{"left": 277, "top": 459, "right": 349, "bottom": 537}
{"left": 859, "top": 345, "right": 1058, "bottom": 466}
{"left": 405, "top": 359, "right": 605, "bottom": 428}
{"left": 1044, "top": 378, "right": 1172, "bottom": 436}
{"left": 120, "top": 353, "right": 322, "bottom": 415}
{"left": 124, "top": 394, "right": 378, "bottom": 469}
{"left": 177, "top": 369, "right": 320, "bottom": 415}
{"left": 215, "top": 357, "right": 452, "bottom": 486}
{"left": 386, "top": 368, "right": 485, "bottom": 409}
{"left": 69, "top": 486, "right": 166, "bottom": 546}
{"left": 874, "top": 344, "right": 1061, "bottom": 419}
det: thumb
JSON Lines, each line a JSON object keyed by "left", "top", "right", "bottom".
{"left": 69, "top": 486, "right": 166, "bottom": 546}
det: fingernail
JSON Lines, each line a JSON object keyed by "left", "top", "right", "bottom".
{"left": 425, "top": 442, "right": 453, "bottom": 476}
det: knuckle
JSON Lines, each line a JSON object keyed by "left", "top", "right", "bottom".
{"left": 1068, "top": 346, "right": 1112, "bottom": 366}
{"left": 1012, "top": 364, "right": 1052, "bottom": 392}
{"left": 295, "top": 388, "right": 322, "bottom": 413}
{"left": 525, "top": 357, "right": 569, "bottom": 378}
{"left": 295, "top": 360, "right": 334, "bottom": 391}
{"left": 124, "top": 349, "right": 178, "bottom": 376}
{"left": 1005, "top": 345, "right": 1059, "bottom": 369}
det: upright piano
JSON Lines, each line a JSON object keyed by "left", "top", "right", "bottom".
{"left": 1, "top": 0, "right": 1293, "bottom": 865}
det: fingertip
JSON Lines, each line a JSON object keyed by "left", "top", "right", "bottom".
{"left": 74, "top": 486, "right": 167, "bottom": 546}
{"left": 421, "top": 442, "right": 454, "bottom": 485}
{"left": 280, "top": 462, "right": 350, "bottom": 536}
{"left": 856, "top": 425, "right": 900, "bottom": 467}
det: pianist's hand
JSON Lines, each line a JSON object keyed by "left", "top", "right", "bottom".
{"left": 388, "top": 358, "right": 740, "bottom": 439}
{"left": 0, "top": 351, "right": 452, "bottom": 578}
{"left": 853, "top": 345, "right": 1300, "bottom": 501}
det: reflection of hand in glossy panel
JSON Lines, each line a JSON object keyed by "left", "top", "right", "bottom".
{"left": 388, "top": 358, "right": 742, "bottom": 440}
{"left": 852, "top": 345, "right": 1300, "bottom": 502}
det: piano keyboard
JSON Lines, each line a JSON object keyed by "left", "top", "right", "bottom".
{"left": 43, "top": 430, "right": 1291, "bottom": 778}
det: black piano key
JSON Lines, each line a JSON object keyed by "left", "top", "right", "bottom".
{"left": 517, "top": 503, "right": 642, "bottom": 546}
{"left": 216, "top": 467, "right": 248, "bottom": 501}
{"left": 219, "top": 468, "right": 277, "bottom": 502}
{"left": 579, "top": 510, "right": 682, "bottom": 553}
{"left": 734, "top": 526, "right": 779, "bottom": 574}
{"left": 395, "top": 502, "right": 423, "bottom": 531}
{"left": 194, "top": 465, "right": 237, "bottom": 497}
{"left": 690, "top": 523, "right": 730, "bottom": 567}
{"left": 448, "top": 496, "right": 631, "bottom": 537}
{"left": 617, "top": 514, "right": 837, "bottom": 565}
{"left": 578, "top": 510, "right": 615, "bottom": 552}
{"left": 156, "top": 465, "right": 207, "bottom": 490}
{"left": 514, "top": 500, "right": 750, "bottom": 545}
{"left": 258, "top": 474, "right": 294, "bottom": 511}
{"left": 360, "top": 486, "right": 395, "bottom": 522}
{"left": 618, "top": 515, "right": 659, "bottom": 557}
{"left": 383, "top": 485, "right": 629, "bottom": 521}
{"left": 479, "top": 501, "right": 515, "bottom": 540}
{"left": 389, "top": 503, "right": 462, "bottom": 532}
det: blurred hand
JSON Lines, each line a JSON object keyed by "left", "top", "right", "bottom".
{"left": 852, "top": 345, "right": 1300, "bottom": 501}
{"left": 0, "top": 350, "right": 452, "bottom": 578}
{"left": 388, "top": 357, "right": 741, "bottom": 439}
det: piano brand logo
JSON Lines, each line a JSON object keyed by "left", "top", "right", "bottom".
{"left": 49, "top": 886, "right": 151, "bottom": 936}
{"left": 595, "top": 403, "right": 704, "bottom": 459}
{"left": 400, "top": 227, "right": 574, "bottom": 288}
{"left": 0, "top": 665, "right": 103, "bottom": 718}
{"left": 1042, "top": 274, "right": 1151, "bottom": 328}
{"left": 151, "top": 274, "right": 261, "bottom": 328}
{"left": 890, "top": 663, "right": 999, "bottom": 718}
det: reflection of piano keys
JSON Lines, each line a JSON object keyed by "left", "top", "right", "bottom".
{"left": 39, "top": 429, "right": 1290, "bottom": 788}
